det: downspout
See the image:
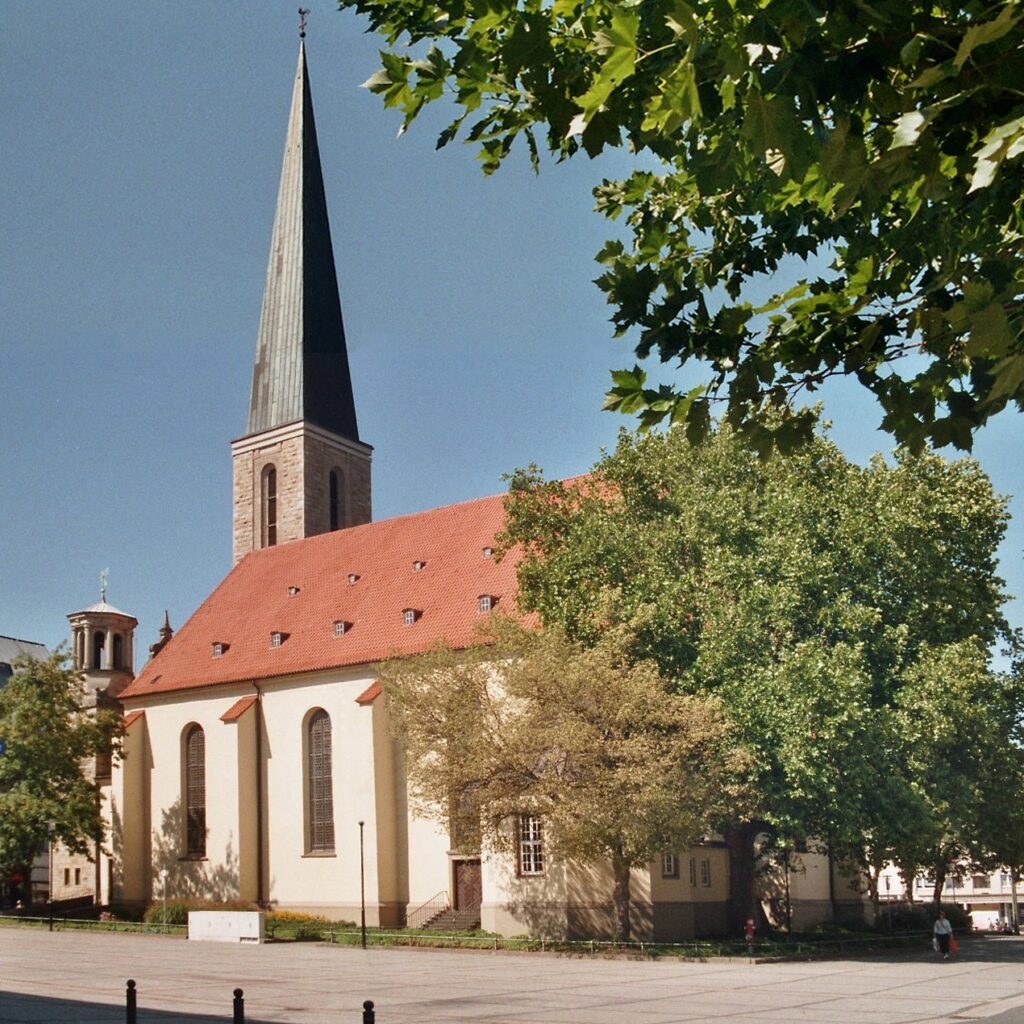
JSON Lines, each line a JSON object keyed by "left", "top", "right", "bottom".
{"left": 254, "top": 684, "right": 265, "bottom": 907}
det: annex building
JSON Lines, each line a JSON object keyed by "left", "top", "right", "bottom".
{"left": 92, "top": 40, "right": 844, "bottom": 940}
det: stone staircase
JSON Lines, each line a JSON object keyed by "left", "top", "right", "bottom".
{"left": 421, "top": 907, "right": 482, "bottom": 932}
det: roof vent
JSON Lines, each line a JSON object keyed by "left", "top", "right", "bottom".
{"left": 270, "top": 631, "right": 289, "bottom": 648}
{"left": 334, "top": 620, "right": 351, "bottom": 637}
{"left": 482, "top": 546, "right": 494, "bottom": 559}
{"left": 478, "top": 594, "right": 495, "bottom": 613}
{"left": 288, "top": 586, "right": 300, "bottom": 597}
{"left": 348, "top": 573, "right": 360, "bottom": 585}
{"left": 402, "top": 608, "right": 421, "bottom": 626}
{"left": 413, "top": 560, "right": 427, "bottom": 572}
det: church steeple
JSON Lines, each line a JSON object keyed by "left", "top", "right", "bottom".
{"left": 232, "top": 39, "right": 372, "bottom": 564}
{"left": 247, "top": 41, "right": 360, "bottom": 442}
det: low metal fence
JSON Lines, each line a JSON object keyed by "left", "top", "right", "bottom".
{"left": 0, "top": 912, "right": 187, "bottom": 935}
{"left": 320, "top": 927, "right": 935, "bottom": 958}
{"left": 0, "top": 911, "right": 934, "bottom": 958}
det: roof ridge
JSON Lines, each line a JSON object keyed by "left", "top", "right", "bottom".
{"left": 0, "top": 635, "right": 50, "bottom": 647}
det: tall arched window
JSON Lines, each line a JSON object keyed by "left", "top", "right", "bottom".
{"left": 92, "top": 632, "right": 105, "bottom": 670}
{"left": 184, "top": 725, "right": 206, "bottom": 857}
{"left": 329, "top": 469, "right": 345, "bottom": 531}
{"left": 308, "top": 710, "right": 335, "bottom": 852}
{"left": 261, "top": 465, "right": 278, "bottom": 547}
{"left": 113, "top": 634, "right": 124, "bottom": 670}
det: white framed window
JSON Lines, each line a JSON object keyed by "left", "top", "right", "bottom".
{"left": 700, "top": 858, "right": 711, "bottom": 886}
{"left": 271, "top": 631, "right": 283, "bottom": 648}
{"left": 689, "top": 857, "right": 697, "bottom": 886}
{"left": 518, "top": 814, "right": 544, "bottom": 876}
{"left": 482, "top": 546, "right": 494, "bottom": 558}
{"left": 403, "top": 609, "right": 417, "bottom": 626}
{"left": 212, "top": 642, "right": 224, "bottom": 658}
{"left": 348, "top": 573, "right": 359, "bottom": 585}
{"left": 478, "top": 594, "right": 493, "bottom": 613}
{"left": 333, "top": 620, "right": 348, "bottom": 637}
{"left": 661, "top": 853, "right": 679, "bottom": 879}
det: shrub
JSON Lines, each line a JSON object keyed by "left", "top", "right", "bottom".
{"left": 887, "top": 902, "right": 972, "bottom": 933}
{"left": 142, "top": 899, "right": 255, "bottom": 926}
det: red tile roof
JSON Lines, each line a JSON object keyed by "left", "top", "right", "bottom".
{"left": 355, "top": 680, "right": 381, "bottom": 705}
{"left": 121, "top": 492, "right": 520, "bottom": 699}
{"left": 123, "top": 710, "right": 146, "bottom": 728}
{"left": 220, "top": 695, "right": 258, "bottom": 722}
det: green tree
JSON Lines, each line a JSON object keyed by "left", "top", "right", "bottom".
{"left": 892, "top": 639, "right": 1021, "bottom": 908}
{"left": 0, "top": 653, "right": 120, "bottom": 902}
{"left": 379, "top": 614, "right": 749, "bottom": 938}
{"left": 345, "top": 0, "right": 1024, "bottom": 453}
{"left": 498, "top": 423, "right": 1010, "bottom": 928}
{"left": 971, "top": 645, "right": 1024, "bottom": 931}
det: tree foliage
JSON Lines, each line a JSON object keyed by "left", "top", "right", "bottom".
{"left": 378, "top": 613, "right": 749, "bottom": 937}
{"left": 497, "top": 423, "right": 1011, "bottom": 923}
{"left": 892, "top": 639, "right": 1024, "bottom": 905}
{"left": 0, "top": 653, "right": 121, "bottom": 890}
{"left": 343, "top": 0, "right": 1024, "bottom": 452}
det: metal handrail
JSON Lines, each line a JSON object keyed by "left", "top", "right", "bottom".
{"left": 405, "top": 890, "right": 450, "bottom": 930}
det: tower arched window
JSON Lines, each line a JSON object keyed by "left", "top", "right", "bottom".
{"left": 113, "top": 634, "right": 124, "bottom": 670}
{"left": 261, "top": 465, "right": 278, "bottom": 548}
{"left": 184, "top": 725, "right": 206, "bottom": 857}
{"left": 92, "top": 632, "right": 105, "bottom": 671}
{"left": 307, "top": 710, "right": 335, "bottom": 852}
{"left": 329, "top": 469, "right": 345, "bottom": 531}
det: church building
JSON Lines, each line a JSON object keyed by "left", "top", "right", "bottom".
{"left": 105, "top": 39, "right": 840, "bottom": 939}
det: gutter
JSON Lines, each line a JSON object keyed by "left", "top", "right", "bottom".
{"left": 254, "top": 683, "right": 265, "bottom": 907}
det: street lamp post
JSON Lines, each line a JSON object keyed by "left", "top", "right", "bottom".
{"left": 358, "top": 821, "right": 366, "bottom": 950}
{"left": 159, "top": 869, "right": 169, "bottom": 933}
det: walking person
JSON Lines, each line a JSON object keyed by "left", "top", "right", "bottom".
{"left": 934, "top": 910, "right": 954, "bottom": 959}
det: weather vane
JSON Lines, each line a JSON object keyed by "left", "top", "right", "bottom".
{"left": 299, "top": 8, "right": 309, "bottom": 38}
{"left": 100, "top": 567, "right": 109, "bottom": 603}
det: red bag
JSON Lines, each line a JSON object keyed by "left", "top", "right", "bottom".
{"left": 950, "top": 936, "right": 958, "bottom": 954}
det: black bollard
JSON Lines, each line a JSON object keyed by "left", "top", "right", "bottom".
{"left": 362, "top": 998, "right": 375, "bottom": 1024}
{"left": 125, "top": 979, "right": 137, "bottom": 1024}
{"left": 233, "top": 987, "right": 245, "bottom": 1024}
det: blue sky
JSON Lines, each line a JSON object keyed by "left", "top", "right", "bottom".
{"left": 1, "top": 1, "right": 1020, "bottom": 663}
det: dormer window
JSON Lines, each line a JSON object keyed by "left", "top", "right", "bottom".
{"left": 482, "top": 546, "right": 494, "bottom": 559}
{"left": 403, "top": 608, "right": 420, "bottom": 626}
{"left": 478, "top": 594, "right": 494, "bottom": 613}
{"left": 270, "top": 631, "right": 284, "bottom": 648}
{"left": 212, "top": 642, "right": 226, "bottom": 658}
{"left": 288, "top": 586, "right": 300, "bottom": 597}
{"left": 413, "top": 560, "right": 426, "bottom": 572}
{"left": 348, "top": 573, "right": 360, "bottom": 585}
{"left": 333, "top": 620, "right": 350, "bottom": 637}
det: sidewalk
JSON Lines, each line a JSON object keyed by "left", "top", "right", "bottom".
{"left": 2, "top": 928, "right": 1024, "bottom": 1023}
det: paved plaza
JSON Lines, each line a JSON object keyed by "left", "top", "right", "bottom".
{"left": 2, "top": 929, "right": 1024, "bottom": 1023}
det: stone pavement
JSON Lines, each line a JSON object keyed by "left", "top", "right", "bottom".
{"left": 2, "top": 928, "right": 1024, "bottom": 1023}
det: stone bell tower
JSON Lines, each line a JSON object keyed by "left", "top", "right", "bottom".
{"left": 58, "top": 574, "right": 137, "bottom": 906}
{"left": 67, "top": 575, "right": 137, "bottom": 706}
{"left": 231, "top": 39, "right": 372, "bottom": 564}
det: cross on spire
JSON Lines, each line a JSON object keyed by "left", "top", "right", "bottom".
{"left": 99, "top": 567, "right": 109, "bottom": 603}
{"left": 298, "top": 7, "right": 309, "bottom": 38}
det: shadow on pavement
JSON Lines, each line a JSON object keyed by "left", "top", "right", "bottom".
{"left": 0, "top": 991, "right": 279, "bottom": 1024}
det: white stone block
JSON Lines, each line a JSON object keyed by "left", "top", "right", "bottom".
{"left": 188, "top": 911, "right": 265, "bottom": 944}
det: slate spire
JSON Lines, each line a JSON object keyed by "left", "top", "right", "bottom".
{"left": 246, "top": 41, "right": 359, "bottom": 441}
